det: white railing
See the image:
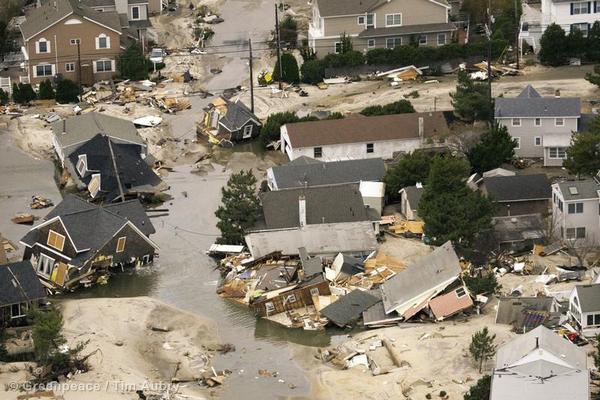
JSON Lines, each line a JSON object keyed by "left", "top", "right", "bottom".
{"left": 0, "top": 77, "right": 11, "bottom": 94}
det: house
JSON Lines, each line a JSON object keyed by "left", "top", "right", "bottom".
{"left": 66, "top": 133, "right": 166, "bottom": 202}
{"left": 494, "top": 86, "right": 580, "bottom": 166}
{"left": 244, "top": 184, "right": 379, "bottom": 258}
{"left": 320, "top": 289, "right": 381, "bottom": 327}
{"left": 20, "top": 195, "right": 158, "bottom": 289}
{"left": 495, "top": 296, "right": 560, "bottom": 332}
{"left": 519, "top": 0, "right": 599, "bottom": 53}
{"left": 0, "top": 260, "right": 47, "bottom": 327}
{"left": 199, "top": 97, "right": 261, "bottom": 144}
{"left": 251, "top": 275, "right": 331, "bottom": 317}
{"left": 266, "top": 157, "right": 386, "bottom": 190}
{"left": 551, "top": 178, "right": 600, "bottom": 244}
{"left": 308, "top": 0, "right": 456, "bottom": 56}
{"left": 492, "top": 214, "right": 545, "bottom": 252}
{"left": 82, "top": 0, "right": 157, "bottom": 43}
{"left": 399, "top": 184, "right": 424, "bottom": 220}
{"left": 52, "top": 112, "right": 147, "bottom": 166}
{"left": 490, "top": 326, "right": 589, "bottom": 400}
{"left": 480, "top": 174, "right": 552, "bottom": 217}
{"left": 569, "top": 284, "right": 600, "bottom": 337}
{"left": 19, "top": 0, "right": 124, "bottom": 85}
{"left": 380, "top": 241, "right": 462, "bottom": 318}
{"left": 280, "top": 112, "right": 449, "bottom": 162}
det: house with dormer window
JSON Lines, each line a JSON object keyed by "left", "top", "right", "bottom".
{"left": 308, "top": 0, "right": 456, "bottom": 56}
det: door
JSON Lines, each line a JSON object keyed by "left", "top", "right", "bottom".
{"left": 80, "top": 63, "right": 94, "bottom": 85}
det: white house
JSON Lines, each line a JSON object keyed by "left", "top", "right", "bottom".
{"left": 399, "top": 184, "right": 424, "bottom": 220}
{"left": 551, "top": 178, "right": 600, "bottom": 246}
{"left": 569, "top": 284, "right": 600, "bottom": 337}
{"left": 280, "top": 112, "right": 449, "bottom": 162}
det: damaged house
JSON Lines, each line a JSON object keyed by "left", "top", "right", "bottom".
{"left": 199, "top": 97, "right": 261, "bottom": 145}
{"left": 479, "top": 173, "right": 552, "bottom": 217}
{"left": 20, "top": 195, "right": 158, "bottom": 290}
{"left": 0, "top": 260, "right": 47, "bottom": 327}
{"left": 568, "top": 284, "right": 600, "bottom": 337}
{"left": 244, "top": 184, "right": 379, "bottom": 258}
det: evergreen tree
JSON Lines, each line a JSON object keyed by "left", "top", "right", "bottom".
{"left": 38, "top": 79, "right": 55, "bottom": 100}
{"left": 539, "top": 23, "right": 568, "bottom": 66}
{"left": 585, "top": 64, "right": 600, "bottom": 87}
{"left": 273, "top": 52, "right": 300, "bottom": 84}
{"left": 463, "top": 375, "right": 491, "bottom": 400}
{"left": 418, "top": 156, "right": 493, "bottom": 245}
{"left": 383, "top": 150, "right": 434, "bottom": 197}
{"left": 0, "top": 88, "right": 8, "bottom": 105}
{"left": 118, "top": 44, "right": 149, "bottom": 80}
{"left": 215, "top": 170, "right": 262, "bottom": 245}
{"left": 468, "top": 124, "right": 517, "bottom": 173}
{"left": 567, "top": 28, "right": 586, "bottom": 59}
{"left": 469, "top": 327, "right": 497, "bottom": 373}
{"left": 338, "top": 32, "right": 353, "bottom": 54}
{"left": 12, "top": 82, "right": 36, "bottom": 104}
{"left": 463, "top": 270, "right": 501, "bottom": 295}
{"left": 450, "top": 70, "right": 491, "bottom": 122}
{"left": 586, "top": 22, "right": 600, "bottom": 61}
{"left": 30, "top": 309, "right": 67, "bottom": 365}
{"left": 259, "top": 111, "right": 299, "bottom": 146}
{"left": 563, "top": 129, "right": 600, "bottom": 177}
{"left": 279, "top": 16, "right": 298, "bottom": 48}
{"left": 55, "top": 79, "right": 79, "bottom": 103}
{"left": 360, "top": 99, "right": 415, "bottom": 116}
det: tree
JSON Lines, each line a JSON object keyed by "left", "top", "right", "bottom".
{"left": 468, "top": 124, "right": 516, "bottom": 173}
{"left": 338, "top": 32, "right": 353, "bottom": 54}
{"left": 418, "top": 156, "right": 494, "bottom": 245}
{"left": 55, "top": 79, "right": 80, "bottom": 103}
{"left": 0, "top": 88, "right": 8, "bottom": 105}
{"left": 464, "top": 270, "right": 501, "bottom": 295}
{"left": 301, "top": 59, "right": 325, "bottom": 84}
{"left": 567, "top": 28, "right": 586, "bottom": 59}
{"left": 279, "top": 16, "right": 298, "bottom": 48}
{"left": 463, "top": 375, "right": 491, "bottom": 400}
{"left": 118, "top": 43, "right": 149, "bottom": 80}
{"left": 586, "top": 22, "right": 600, "bottom": 61}
{"left": 273, "top": 52, "right": 300, "bottom": 84}
{"left": 12, "top": 82, "right": 36, "bottom": 104}
{"left": 259, "top": 111, "right": 299, "bottom": 146}
{"left": 215, "top": 170, "right": 262, "bottom": 245}
{"left": 383, "top": 150, "right": 434, "bottom": 197}
{"left": 38, "top": 79, "right": 55, "bottom": 100}
{"left": 469, "top": 327, "right": 497, "bottom": 373}
{"left": 450, "top": 70, "right": 491, "bottom": 122}
{"left": 563, "top": 129, "right": 600, "bottom": 178}
{"left": 539, "top": 23, "right": 568, "bottom": 66}
{"left": 360, "top": 99, "right": 415, "bottom": 116}
{"left": 585, "top": 64, "right": 600, "bottom": 87}
{"left": 30, "top": 309, "right": 67, "bottom": 365}
{"left": 594, "top": 335, "right": 600, "bottom": 369}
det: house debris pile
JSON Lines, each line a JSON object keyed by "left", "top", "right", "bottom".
{"left": 30, "top": 195, "right": 53, "bottom": 209}
{"left": 215, "top": 241, "right": 478, "bottom": 331}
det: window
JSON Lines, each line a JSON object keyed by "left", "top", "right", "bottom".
{"left": 366, "top": 143, "right": 374, "bottom": 153}
{"left": 571, "top": 23, "right": 590, "bottom": 36}
{"left": 285, "top": 294, "right": 297, "bottom": 303}
{"left": 568, "top": 202, "right": 584, "bottom": 214}
{"left": 534, "top": 136, "right": 542, "bottom": 146}
{"left": 385, "top": 13, "right": 402, "bottom": 27}
{"left": 535, "top": 117, "right": 541, "bottom": 126}
{"left": 571, "top": 2, "right": 590, "bottom": 15}
{"left": 11, "top": 303, "right": 27, "bottom": 319}
{"left": 357, "top": 16, "right": 365, "bottom": 25}
{"left": 310, "top": 287, "right": 320, "bottom": 296}
{"left": 97, "top": 34, "right": 109, "bottom": 49}
{"left": 366, "top": 13, "right": 375, "bottom": 28}
{"left": 35, "top": 64, "right": 53, "bottom": 77}
{"left": 548, "top": 147, "right": 567, "bottom": 159}
{"left": 47, "top": 230, "right": 65, "bottom": 252}
{"left": 88, "top": 174, "right": 101, "bottom": 198}
{"left": 37, "top": 39, "right": 49, "bottom": 53}
{"left": 70, "top": 38, "right": 80, "bottom": 45}
{"left": 334, "top": 42, "right": 341, "bottom": 54}
{"left": 95, "top": 60, "right": 112, "bottom": 72}
{"left": 367, "top": 39, "right": 375, "bottom": 48}
{"left": 37, "top": 253, "right": 55, "bottom": 277}
{"left": 512, "top": 118, "right": 521, "bottom": 126}
{"left": 65, "top": 62, "right": 75, "bottom": 72}
{"left": 514, "top": 137, "right": 520, "bottom": 149}
{"left": 386, "top": 37, "right": 402, "bottom": 49}
{"left": 418, "top": 35, "right": 427, "bottom": 45}
{"left": 555, "top": 117, "right": 564, "bottom": 126}
{"left": 313, "top": 147, "right": 322, "bottom": 158}
{"left": 131, "top": 6, "right": 140, "bottom": 20}
{"left": 595, "top": 314, "right": 600, "bottom": 325}
{"left": 456, "top": 287, "right": 467, "bottom": 298}
{"left": 265, "top": 302, "right": 275, "bottom": 314}
{"left": 437, "top": 33, "right": 446, "bottom": 45}
{"left": 587, "top": 314, "right": 594, "bottom": 326}
{"left": 242, "top": 124, "right": 253, "bottom": 139}
{"left": 558, "top": 199, "right": 563, "bottom": 212}
{"left": 576, "top": 227, "right": 586, "bottom": 238}
{"left": 116, "top": 237, "right": 126, "bottom": 253}
{"left": 76, "top": 155, "right": 86, "bottom": 176}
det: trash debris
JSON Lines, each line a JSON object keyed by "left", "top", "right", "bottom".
{"left": 11, "top": 213, "right": 37, "bottom": 225}
{"left": 30, "top": 195, "right": 54, "bottom": 209}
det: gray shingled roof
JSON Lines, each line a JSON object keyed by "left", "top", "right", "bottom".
{"left": 358, "top": 22, "right": 456, "bottom": 38}
{"left": 270, "top": 158, "right": 385, "bottom": 189}
{"left": 316, "top": 0, "right": 385, "bottom": 17}
{"left": 0, "top": 261, "right": 46, "bottom": 307}
{"left": 320, "top": 289, "right": 380, "bottom": 327}
{"left": 219, "top": 99, "right": 260, "bottom": 132}
{"left": 495, "top": 85, "right": 580, "bottom": 118}
{"left": 575, "top": 284, "right": 600, "bottom": 313}
{"left": 256, "top": 184, "right": 375, "bottom": 230}
{"left": 483, "top": 174, "right": 551, "bottom": 202}
{"left": 20, "top": 0, "right": 121, "bottom": 40}
{"left": 402, "top": 185, "right": 424, "bottom": 209}
{"left": 557, "top": 179, "right": 599, "bottom": 201}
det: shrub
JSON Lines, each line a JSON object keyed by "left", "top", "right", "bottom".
{"left": 279, "top": 16, "right": 298, "bottom": 48}
{"left": 273, "top": 52, "right": 300, "bottom": 84}
{"left": 0, "top": 88, "right": 8, "bottom": 105}
{"left": 360, "top": 99, "right": 415, "bottom": 116}
{"left": 55, "top": 79, "right": 80, "bottom": 103}
{"left": 118, "top": 43, "right": 149, "bottom": 80}
{"left": 12, "top": 83, "right": 36, "bottom": 104}
{"left": 38, "top": 79, "right": 55, "bottom": 100}
{"left": 300, "top": 59, "right": 325, "bottom": 84}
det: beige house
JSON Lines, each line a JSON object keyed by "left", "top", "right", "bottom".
{"left": 308, "top": 0, "right": 456, "bottom": 56}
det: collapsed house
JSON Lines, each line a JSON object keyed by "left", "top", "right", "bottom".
{"left": 0, "top": 260, "right": 47, "bottom": 327}
{"left": 199, "top": 97, "right": 261, "bottom": 145}
{"left": 495, "top": 296, "right": 561, "bottom": 332}
{"left": 20, "top": 195, "right": 158, "bottom": 290}
{"left": 398, "top": 184, "right": 424, "bottom": 221}
{"left": 244, "top": 184, "right": 379, "bottom": 258}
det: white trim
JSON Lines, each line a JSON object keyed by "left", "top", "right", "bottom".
{"left": 131, "top": 5, "right": 141, "bottom": 20}
{"left": 385, "top": 13, "right": 402, "bottom": 27}
{"left": 514, "top": 137, "right": 521, "bottom": 149}
{"left": 82, "top": 16, "right": 122, "bottom": 35}
{"left": 94, "top": 59, "right": 114, "bottom": 73}
{"left": 23, "top": 12, "right": 74, "bottom": 40}
{"left": 47, "top": 229, "right": 66, "bottom": 252}
{"left": 334, "top": 41, "right": 341, "bottom": 54}
{"left": 418, "top": 35, "right": 428, "bottom": 45}
{"left": 76, "top": 154, "right": 87, "bottom": 176}
{"left": 120, "top": 221, "right": 160, "bottom": 250}
{"left": 555, "top": 117, "right": 565, "bottom": 126}
{"left": 32, "top": 242, "right": 73, "bottom": 261}
{"left": 367, "top": 38, "right": 376, "bottom": 48}
{"left": 357, "top": 15, "right": 366, "bottom": 25}
{"left": 534, "top": 117, "right": 541, "bottom": 126}
{"left": 95, "top": 33, "right": 111, "bottom": 50}
{"left": 36, "top": 253, "right": 55, "bottom": 278}
{"left": 65, "top": 62, "right": 75, "bottom": 72}
{"left": 242, "top": 124, "right": 253, "bottom": 139}
{"left": 27, "top": 216, "right": 84, "bottom": 253}
{"left": 534, "top": 136, "right": 542, "bottom": 146}
{"left": 512, "top": 117, "right": 521, "bottom": 126}
{"left": 33, "top": 63, "right": 55, "bottom": 78}
{"left": 360, "top": 27, "right": 455, "bottom": 39}
{"left": 386, "top": 37, "right": 402, "bottom": 49}
{"left": 437, "top": 33, "right": 446, "bottom": 45}
{"left": 64, "top": 18, "right": 83, "bottom": 25}
{"left": 36, "top": 38, "right": 51, "bottom": 54}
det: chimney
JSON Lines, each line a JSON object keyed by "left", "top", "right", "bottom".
{"left": 298, "top": 195, "right": 306, "bottom": 228}
{"left": 418, "top": 117, "right": 424, "bottom": 141}
{"left": 62, "top": 119, "right": 66, "bottom": 134}
{"left": 535, "top": 337, "right": 539, "bottom": 349}
{"left": 555, "top": 89, "right": 560, "bottom": 98}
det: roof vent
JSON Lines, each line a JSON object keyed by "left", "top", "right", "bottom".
{"left": 510, "top": 217, "right": 517, "bottom": 223}
{"left": 569, "top": 186, "right": 578, "bottom": 195}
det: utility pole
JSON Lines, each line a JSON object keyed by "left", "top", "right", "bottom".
{"left": 274, "top": 2, "right": 283, "bottom": 90}
{"left": 486, "top": 0, "right": 493, "bottom": 125}
{"left": 248, "top": 38, "right": 255, "bottom": 113}
{"left": 514, "top": 0, "right": 520, "bottom": 69}
{"left": 76, "top": 39, "right": 82, "bottom": 99}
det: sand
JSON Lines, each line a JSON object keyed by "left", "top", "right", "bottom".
{"left": 0, "top": 297, "right": 221, "bottom": 400}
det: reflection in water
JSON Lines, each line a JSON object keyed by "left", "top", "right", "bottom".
{"left": 61, "top": 268, "right": 159, "bottom": 299}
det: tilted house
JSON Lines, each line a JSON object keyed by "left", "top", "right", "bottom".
{"left": 494, "top": 85, "right": 580, "bottom": 166}
{"left": 0, "top": 260, "right": 47, "bottom": 327}
{"left": 398, "top": 184, "right": 424, "bottom": 220}
{"left": 569, "top": 284, "right": 600, "bottom": 337}
{"left": 480, "top": 174, "right": 552, "bottom": 217}
{"left": 20, "top": 195, "right": 158, "bottom": 289}
{"left": 244, "top": 184, "right": 379, "bottom": 258}
{"left": 200, "top": 97, "right": 262, "bottom": 144}
{"left": 280, "top": 112, "right": 449, "bottom": 162}
{"left": 308, "top": 0, "right": 456, "bottom": 56}
{"left": 490, "top": 326, "right": 589, "bottom": 400}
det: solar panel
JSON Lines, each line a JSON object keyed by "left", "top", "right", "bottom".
{"left": 569, "top": 186, "right": 578, "bottom": 195}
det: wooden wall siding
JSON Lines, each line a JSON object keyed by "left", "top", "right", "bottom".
{"left": 35, "top": 220, "right": 78, "bottom": 257}
{"left": 252, "top": 280, "right": 331, "bottom": 317}
{"left": 92, "top": 224, "right": 156, "bottom": 266}
{"left": 494, "top": 200, "right": 550, "bottom": 217}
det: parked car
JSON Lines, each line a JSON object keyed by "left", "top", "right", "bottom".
{"left": 149, "top": 48, "right": 166, "bottom": 64}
